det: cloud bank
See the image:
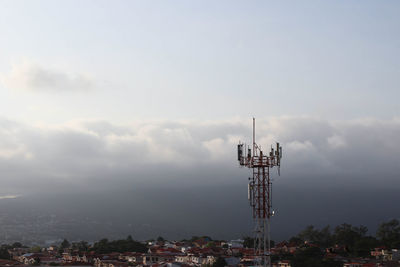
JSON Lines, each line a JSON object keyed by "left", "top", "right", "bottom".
{"left": 0, "top": 62, "right": 93, "bottom": 92}
{"left": 0, "top": 116, "right": 399, "bottom": 190}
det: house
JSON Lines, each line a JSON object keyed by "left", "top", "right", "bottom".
{"left": 274, "top": 241, "right": 289, "bottom": 254}
{"left": 392, "top": 249, "right": 400, "bottom": 261}
{"left": 152, "top": 263, "right": 191, "bottom": 267}
{"left": 94, "top": 254, "right": 124, "bottom": 267}
{"left": 206, "top": 255, "right": 217, "bottom": 265}
{"left": 275, "top": 260, "right": 291, "bottom": 267}
{"left": 0, "top": 259, "right": 22, "bottom": 266}
{"left": 7, "top": 248, "right": 30, "bottom": 261}
{"left": 143, "top": 253, "right": 175, "bottom": 265}
{"left": 175, "top": 255, "right": 189, "bottom": 263}
{"left": 17, "top": 253, "right": 40, "bottom": 265}
{"left": 192, "top": 238, "right": 211, "bottom": 248}
{"left": 95, "top": 259, "right": 129, "bottom": 267}
{"left": 239, "top": 256, "right": 257, "bottom": 267}
{"left": 228, "top": 248, "right": 243, "bottom": 256}
{"left": 180, "top": 246, "right": 191, "bottom": 253}
{"left": 224, "top": 257, "right": 240, "bottom": 266}
{"left": 286, "top": 242, "right": 298, "bottom": 254}
{"left": 240, "top": 248, "right": 255, "bottom": 256}
{"left": 189, "top": 254, "right": 207, "bottom": 265}
{"left": 229, "top": 240, "right": 244, "bottom": 248}
{"left": 371, "top": 247, "right": 386, "bottom": 259}
{"left": 120, "top": 252, "right": 144, "bottom": 263}
{"left": 343, "top": 263, "right": 363, "bottom": 267}
{"left": 376, "top": 248, "right": 400, "bottom": 261}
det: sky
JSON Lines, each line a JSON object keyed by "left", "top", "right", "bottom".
{"left": 0, "top": 0, "right": 399, "bottom": 242}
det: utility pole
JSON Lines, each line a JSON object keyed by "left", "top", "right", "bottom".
{"left": 237, "top": 118, "right": 282, "bottom": 267}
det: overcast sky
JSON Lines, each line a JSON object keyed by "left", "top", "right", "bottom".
{"left": 0, "top": 1, "right": 399, "bottom": 241}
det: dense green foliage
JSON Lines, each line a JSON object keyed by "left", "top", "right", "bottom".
{"left": 71, "top": 241, "right": 89, "bottom": 252}
{"left": 11, "top": 242, "right": 23, "bottom": 248}
{"left": 212, "top": 257, "right": 227, "bottom": 267}
{"left": 377, "top": 219, "right": 400, "bottom": 249}
{"left": 291, "top": 246, "right": 342, "bottom": 267}
{"left": 242, "top": 236, "right": 275, "bottom": 249}
{"left": 0, "top": 245, "right": 11, "bottom": 260}
{"left": 289, "top": 223, "right": 379, "bottom": 257}
{"left": 282, "top": 219, "right": 400, "bottom": 265}
{"left": 296, "top": 225, "right": 332, "bottom": 247}
{"left": 91, "top": 236, "right": 147, "bottom": 254}
{"left": 60, "top": 239, "right": 70, "bottom": 249}
{"left": 206, "top": 241, "right": 216, "bottom": 248}
{"left": 241, "top": 220, "right": 399, "bottom": 265}
{"left": 30, "top": 246, "right": 42, "bottom": 253}
{"left": 57, "top": 239, "right": 71, "bottom": 253}
{"left": 0, "top": 242, "right": 29, "bottom": 259}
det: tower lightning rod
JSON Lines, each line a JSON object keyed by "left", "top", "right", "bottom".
{"left": 253, "top": 117, "right": 255, "bottom": 158}
{"left": 237, "top": 118, "right": 283, "bottom": 267}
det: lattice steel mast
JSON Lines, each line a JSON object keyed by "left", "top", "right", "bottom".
{"left": 237, "top": 118, "right": 282, "bottom": 267}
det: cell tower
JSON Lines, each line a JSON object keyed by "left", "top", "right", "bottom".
{"left": 237, "top": 118, "right": 282, "bottom": 267}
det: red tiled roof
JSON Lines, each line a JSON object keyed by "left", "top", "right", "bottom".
{"left": 275, "top": 241, "right": 288, "bottom": 248}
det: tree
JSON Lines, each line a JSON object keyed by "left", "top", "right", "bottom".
{"left": 206, "top": 241, "right": 216, "bottom": 248}
{"left": 242, "top": 236, "right": 274, "bottom": 249}
{"left": 331, "top": 224, "right": 376, "bottom": 257}
{"left": 213, "top": 257, "right": 226, "bottom": 267}
{"left": 353, "top": 236, "right": 378, "bottom": 257}
{"left": 71, "top": 241, "right": 89, "bottom": 252}
{"left": 12, "top": 242, "right": 23, "bottom": 248}
{"left": 377, "top": 219, "right": 400, "bottom": 249}
{"left": 243, "top": 236, "right": 254, "bottom": 248}
{"left": 61, "top": 239, "right": 70, "bottom": 249}
{"left": 190, "top": 236, "right": 200, "bottom": 242}
{"left": 333, "top": 224, "right": 366, "bottom": 248}
{"left": 289, "top": 236, "right": 304, "bottom": 246}
{"left": 201, "top": 236, "right": 213, "bottom": 241}
{"left": 33, "top": 257, "right": 41, "bottom": 266}
{"left": 297, "top": 225, "right": 332, "bottom": 247}
{"left": 157, "top": 236, "right": 165, "bottom": 242}
{"left": 58, "top": 239, "right": 70, "bottom": 254}
{"left": 91, "top": 237, "right": 147, "bottom": 254}
{"left": 297, "top": 225, "right": 319, "bottom": 243}
{"left": 92, "top": 238, "right": 109, "bottom": 254}
{"left": 291, "top": 246, "right": 323, "bottom": 267}
{"left": 0, "top": 245, "right": 10, "bottom": 260}
{"left": 30, "top": 246, "right": 42, "bottom": 253}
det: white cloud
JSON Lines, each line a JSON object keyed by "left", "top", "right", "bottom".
{"left": 0, "top": 117, "right": 399, "bottom": 192}
{"left": 202, "top": 138, "right": 228, "bottom": 160}
{"left": 0, "top": 120, "right": 33, "bottom": 159}
{"left": 327, "top": 135, "right": 346, "bottom": 149}
{"left": 0, "top": 195, "right": 20, "bottom": 200}
{"left": 286, "top": 140, "right": 314, "bottom": 152}
{"left": 1, "top": 62, "right": 93, "bottom": 92}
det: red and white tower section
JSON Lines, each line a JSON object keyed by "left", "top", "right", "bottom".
{"left": 237, "top": 118, "right": 282, "bottom": 267}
